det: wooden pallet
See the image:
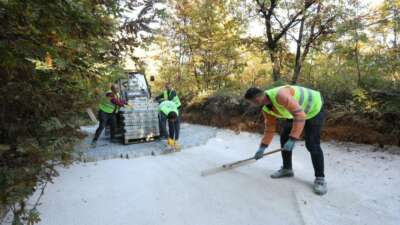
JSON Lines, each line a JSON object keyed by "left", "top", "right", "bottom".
{"left": 123, "top": 136, "right": 161, "bottom": 144}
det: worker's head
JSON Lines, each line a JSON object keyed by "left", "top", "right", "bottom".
{"left": 165, "top": 82, "right": 172, "bottom": 91}
{"left": 111, "top": 84, "right": 119, "bottom": 94}
{"left": 244, "top": 87, "right": 270, "bottom": 106}
{"left": 167, "top": 111, "right": 178, "bottom": 122}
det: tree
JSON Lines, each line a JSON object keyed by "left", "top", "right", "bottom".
{"left": 290, "top": 0, "right": 339, "bottom": 84}
{"left": 254, "top": 0, "right": 317, "bottom": 81}
{"left": 0, "top": 0, "right": 163, "bottom": 223}
{"left": 157, "top": 0, "right": 246, "bottom": 92}
{"left": 379, "top": 0, "right": 400, "bottom": 48}
{"left": 115, "top": 0, "right": 166, "bottom": 61}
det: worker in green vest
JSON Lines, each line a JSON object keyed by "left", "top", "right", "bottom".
{"left": 159, "top": 100, "right": 180, "bottom": 151}
{"left": 155, "top": 82, "right": 181, "bottom": 139}
{"left": 244, "top": 85, "right": 327, "bottom": 195}
{"left": 155, "top": 82, "right": 181, "bottom": 109}
{"left": 91, "top": 84, "right": 126, "bottom": 147}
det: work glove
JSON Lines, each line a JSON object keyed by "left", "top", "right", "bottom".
{"left": 254, "top": 144, "right": 268, "bottom": 160}
{"left": 283, "top": 137, "right": 296, "bottom": 152}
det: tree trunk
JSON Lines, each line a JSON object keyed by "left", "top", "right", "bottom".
{"left": 307, "top": 52, "right": 314, "bottom": 82}
{"left": 204, "top": 57, "right": 210, "bottom": 91}
{"left": 393, "top": 6, "right": 398, "bottom": 48}
{"left": 292, "top": 16, "right": 306, "bottom": 84}
{"left": 354, "top": 1, "right": 362, "bottom": 87}
{"left": 188, "top": 46, "right": 202, "bottom": 91}
{"left": 355, "top": 36, "right": 362, "bottom": 87}
{"left": 193, "top": 67, "right": 202, "bottom": 91}
{"left": 270, "top": 50, "right": 281, "bottom": 81}
{"left": 256, "top": 0, "right": 317, "bottom": 83}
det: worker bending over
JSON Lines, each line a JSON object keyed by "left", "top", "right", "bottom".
{"left": 159, "top": 100, "right": 180, "bottom": 151}
{"left": 244, "top": 85, "right": 327, "bottom": 195}
{"left": 155, "top": 82, "right": 181, "bottom": 139}
{"left": 155, "top": 82, "right": 181, "bottom": 109}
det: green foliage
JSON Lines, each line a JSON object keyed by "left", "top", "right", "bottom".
{"left": 26, "top": 209, "right": 40, "bottom": 225}
{"left": 0, "top": 0, "right": 163, "bottom": 223}
{"left": 352, "top": 88, "right": 379, "bottom": 113}
{"left": 155, "top": 0, "right": 246, "bottom": 94}
{"left": 153, "top": 0, "right": 400, "bottom": 119}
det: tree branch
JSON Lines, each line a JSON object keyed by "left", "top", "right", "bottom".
{"left": 272, "top": 12, "right": 285, "bottom": 30}
{"left": 273, "top": 0, "right": 317, "bottom": 44}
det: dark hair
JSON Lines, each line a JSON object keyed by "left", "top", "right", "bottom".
{"left": 168, "top": 112, "right": 178, "bottom": 120}
{"left": 244, "top": 87, "right": 263, "bottom": 100}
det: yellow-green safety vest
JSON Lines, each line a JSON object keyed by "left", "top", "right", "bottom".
{"left": 163, "top": 90, "right": 181, "bottom": 108}
{"left": 159, "top": 100, "right": 179, "bottom": 116}
{"left": 262, "top": 85, "right": 322, "bottom": 119}
{"left": 99, "top": 92, "right": 121, "bottom": 114}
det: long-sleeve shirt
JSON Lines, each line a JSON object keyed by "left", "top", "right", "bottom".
{"left": 106, "top": 92, "right": 126, "bottom": 107}
{"left": 261, "top": 86, "right": 307, "bottom": 145}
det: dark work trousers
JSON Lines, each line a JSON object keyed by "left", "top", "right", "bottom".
{"left": 93, "top": 110, "right": 116, "bottom": 141}
{"left": 159, "top": 113, "right": 180, "bottom": 140}
{"left": 159, "top": 113, "right": 168, "bottom": 139}
{"left": 280, "top": 108, "right": 325, "bottom": 178}
{"left": 168, "top": 116, "right": 180, "bottom": 140}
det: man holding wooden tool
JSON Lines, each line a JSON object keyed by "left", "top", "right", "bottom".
{"left": 91, "top": 84, "right": 127, "bottom": 148}
{"left": 244, "top": 85, "right": 327, "bottom": 195}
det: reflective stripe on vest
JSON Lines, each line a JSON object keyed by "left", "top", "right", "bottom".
{"left": 159, "top": 100, "right": 179, "bottom": 116}
{"left": 262, "top": 85, "right": 322, "bottom": 119}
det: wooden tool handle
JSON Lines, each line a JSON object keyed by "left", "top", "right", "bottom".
{"left": 201, "top": 148, "right": 282, "bottom": 176}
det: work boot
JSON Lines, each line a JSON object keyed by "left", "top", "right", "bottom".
{"left": 90, "top": 140, "right": 97, "bottom": 148}
{"left": 313, "top": 177, "right": 327, "bottom": 195}
{"left": 270, "top": 167, "right": 294, "bottom": 178}
{"left": 166, "top": 138, "right": 174, "bottom": 150}
{"left": 167, "top": 138, "right": 174, "bottom": 146}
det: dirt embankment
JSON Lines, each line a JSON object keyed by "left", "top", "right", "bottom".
{"left": 182, "top": 95, "right": 400, "bottom": 147}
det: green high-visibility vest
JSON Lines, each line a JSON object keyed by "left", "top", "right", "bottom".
{"left": 159, "top": 100, "right": 179, "bottom": 116}
{"left": 163, "top": 90, "right": 181, "bottom": 108}
{"left": 263, "top": 85, "right": 322, "bottom": 119}
{"left": 99, "top": 92, "right": 116, "bottom": 114}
